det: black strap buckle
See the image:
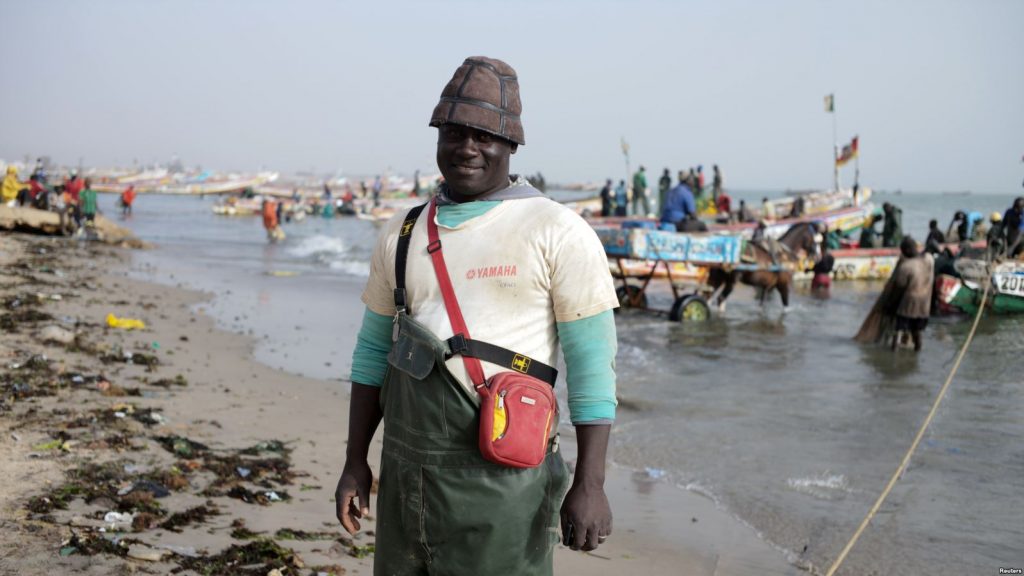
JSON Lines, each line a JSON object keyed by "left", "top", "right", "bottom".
{"left": 446, "top": 333, "right": 468, "bottom": 358}
{"left": 393, "top": 288, "right": 407, "bottom": 310}
{"left": 427, "top": 239, "right": 442, "bottom": 254}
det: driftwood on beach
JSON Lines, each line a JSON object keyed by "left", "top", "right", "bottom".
{"left": 0, "top": 205, "right": 145, "bottom": 248}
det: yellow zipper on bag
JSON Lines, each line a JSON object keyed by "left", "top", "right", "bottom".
{"left": 492, "top": 390, "right": 508, "bottom": 441}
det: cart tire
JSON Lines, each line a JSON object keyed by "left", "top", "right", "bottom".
{"left": 616, "top": 285, "right": 648, "bottom": 310}
{"left": 669, "top": 294, "right": 711, "bottom": 322}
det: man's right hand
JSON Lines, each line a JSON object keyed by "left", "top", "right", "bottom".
{"left": 335, "top": 459, "right": 374, "bottom": 535}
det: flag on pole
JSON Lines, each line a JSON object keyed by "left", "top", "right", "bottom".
{"left": 835, "top": 136, "right": 859, "bottom": 167}
{"left": 824, "top": 94, "right": 835, "bottom": 113}
{"left": 620, "top": 137, "right": 630, "bottom": 156}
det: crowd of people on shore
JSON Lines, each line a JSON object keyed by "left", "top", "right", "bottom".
{"left": 4, "top": 163, "right": 96, "bottom": 234}
{"left": 922, "top": 198, "right": 1024, "bottom": 261}
{"left": 598, "top": 164, "right": 730, "bottom": 226}
{"left": 2, "top": 159, "right": 138, "bottom": 235}
{"left": 855, "top": 196, "right": 1024, "bottom": 353}
{"left": 597, "top": 164, "right": 848, "bottom": 234}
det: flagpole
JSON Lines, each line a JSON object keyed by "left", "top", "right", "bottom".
{"left": 832, "top": 98, "right": 839, "bottom": 193}
{"left": 621, "top": 137, "right": 631, "bottom": 203}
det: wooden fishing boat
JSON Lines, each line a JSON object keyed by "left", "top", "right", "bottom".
{"left": 588, "top": 199, "right": 874, "bottom": 240}
{"left": 211, "top": 197, "right": 310, "bottom": 218}
{"left": 211, "top": 198, "right": 262, "bottom": 216}
{"left": 936, "top": 260, "right": 1024, "bottom": 315}
{"left": 712, "top": 203, "right": 873, "bottom": 239}
{"left": 790, "top": 241, "right": 987, "bottom": 282}
{"left": 829, "top": 247, "right": 898, "bottom": 280}
{"left": 94, "top": 172, "right": 278, "bottom": 195}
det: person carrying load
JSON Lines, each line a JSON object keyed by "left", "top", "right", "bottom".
{"left": 334, "top": 56, "right": 619, "bottom": 575}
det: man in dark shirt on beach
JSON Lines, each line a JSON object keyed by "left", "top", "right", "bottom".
{"left": 1002, "top": 197, "right": 1024, "bottom": 257}
{"left": 632, "top": 165, "right": 649, "bottom": 217}
{"left": 660, "top": 171, "right": 697, "bottom": 229}
{"left": 887, "top": 237, "right": 933, "bottom": 351}
{"left": 924, "top": 219, "right": 945, "bottom": 254}
{"left": 881, "top": 202, "right": 903, "bottom": 248}
{"left": 599, "top": 178, "right": 613, "bottom": 217}
{"left": 657, "top": 167, "right": 671, "bottom": 215}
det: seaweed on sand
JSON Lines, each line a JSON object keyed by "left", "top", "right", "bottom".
{"left": 98, "top": 346, "right": 159, "bottom": 371}
{"left": 348, "top": 543, "right": 376, "bottom": 559}
{"left": 172, "top": 538, "right": 305, "bottom": 576}
{"left": 273, "top": 528, "right": 337, "bottom": 541}
{"left": 238, "top": 440, "right": 289, "bottom": 456}
{"left": 24, "top": 461, "right": 167, "bottom": 517}
{"left": 229, "top": 519, "right": 264, "bottom": 540}
{"left": 203, "top": 452, "right": 296, "bottom": 488}
{"left": 309, "top": 565, "right": 347, "bottom": 575}
{"left": 157, "top": 434, "right": 296, "bottom": 489}
{"left": 154, "top": 435, "right": 210, "bottom": 458}
{"left": 0, "top": 309, "right": 54, "bottom": 331}
{"left": 149, "top": 374, "right": 188, "bottom": 388}
{"left": 216, "top": 485, "right": 291, "bottom": 506}
{"left": 59, "top": 530, "right": 139, "bottom": 557}
{"left": 159, "top": 502, "right": 220, "bottom": 533}
{"left": 1, "top": 354, "right": 64, "bottom": 400}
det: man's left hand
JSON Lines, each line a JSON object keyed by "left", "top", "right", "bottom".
{"left": 560, "top": 482, "right": 612, "bottom": 551}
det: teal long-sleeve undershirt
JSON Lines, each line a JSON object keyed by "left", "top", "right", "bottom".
{"left": 349, "top": 308, "right": 617, "bottom": 424}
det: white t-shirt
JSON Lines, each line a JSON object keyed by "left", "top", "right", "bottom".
{"left": 362, "top": 196, "right": 618, "bottom": 400}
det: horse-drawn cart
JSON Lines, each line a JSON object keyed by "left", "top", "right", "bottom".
{"left": 597, "top": 225, "right": 792, "bottom": 321}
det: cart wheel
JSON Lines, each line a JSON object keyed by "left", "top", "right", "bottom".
{"left": 669, "top": 294, "right": 711, "bottom": 322}
{"left": 616, "top": 285, "right": 648, "bottom": 310}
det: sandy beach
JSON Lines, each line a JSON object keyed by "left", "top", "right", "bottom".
{"left": 0, "top": 231, "right": 797, "bottom": 575}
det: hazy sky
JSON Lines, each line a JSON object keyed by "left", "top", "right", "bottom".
{"left": 1, "top": 0, "right": 1021, "bottom": 193}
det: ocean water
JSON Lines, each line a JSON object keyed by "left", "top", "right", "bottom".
{"left": 114, "top": 189, "right": 1023, "bottom": 575}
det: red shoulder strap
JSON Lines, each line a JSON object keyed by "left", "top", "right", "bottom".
{"left": 425, "top": 199, "right": 488, "bottom": 391}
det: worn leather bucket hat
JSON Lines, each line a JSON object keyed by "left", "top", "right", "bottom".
{"left": 429, "top": 56, "right": 525, "bottom": 146}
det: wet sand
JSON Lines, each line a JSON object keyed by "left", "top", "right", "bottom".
{"left": 0, "top": 232, "right": 794, "bottom": 575}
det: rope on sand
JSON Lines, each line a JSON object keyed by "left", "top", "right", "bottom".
{"left": 824, "top": 272, "right": 991, "bottom": 576}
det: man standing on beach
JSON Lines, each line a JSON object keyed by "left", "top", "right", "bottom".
{"left": 600, "top": 178, "right": 613, "bottom": 217}
{"left": 335, "top": 56, "right": 618, "bottom": 575}
{"left": 1002, "top": 197, "right": 1024, "bottom": 258}
{"left": 887, "top": 236, "right": 933, "bottom": 351}
{"left": 614, "top": 179, "right": 627, "bottom": 216}
{"left": 657, "top": 167, "right": 671, "bottom": 215}
{"left": 711, "top": 164, "right": 723, "bottom": 201}
{"left": 120, "top": 185, "right": 136, "bottom": 216}
{"left": 79, "top": 179, "right": 98, "bottom": 226}
{"left": 64, "top": 171, "right": 84, "bottom": 229}
{"left": 632, "top": 165, "right": 649, "bottom": 217}
{"left": 881, "top": 202, "right": 904, "bottom": 248}
{"left": 371, "top": 175, "right": 382, "bottom": 207}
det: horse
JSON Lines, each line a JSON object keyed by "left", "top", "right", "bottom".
{"left": 707, "top": 221, "right": 823, "bottom": 310}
